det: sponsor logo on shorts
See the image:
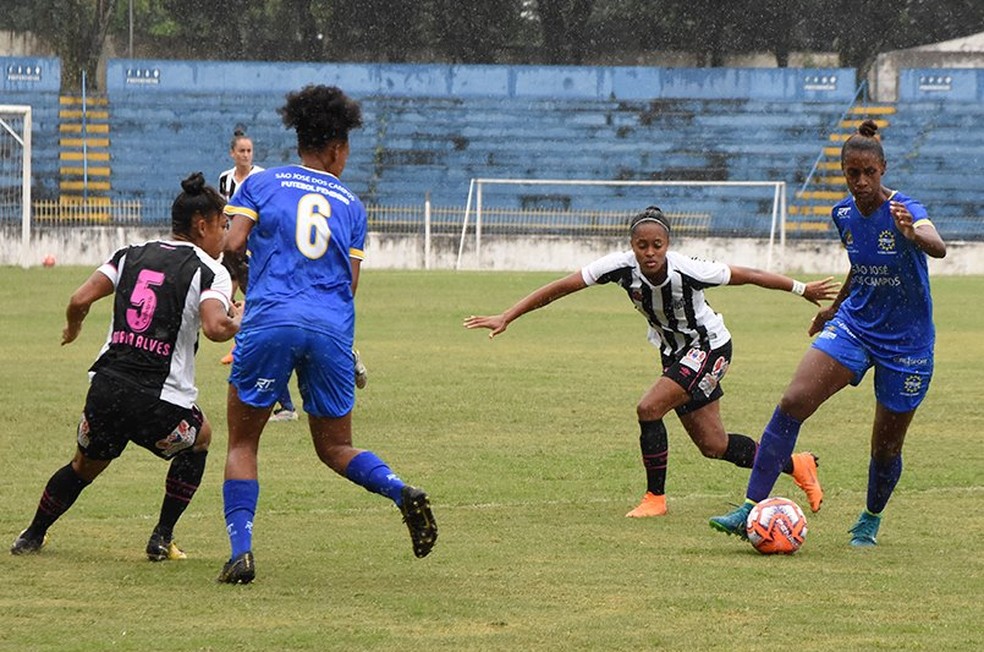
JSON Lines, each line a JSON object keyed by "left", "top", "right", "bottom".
{"left": 77, "top": 414, "right": 91, "bottom": 449}
{"left": 156, "top": 419, "right": 197, "bottom": 456}
{"left": 697, "top": 356, "right": 730, "bottom": 397}
{"left": 818, "top": 325, "right": 838, "bottom": 340}
{"left": 902, "top": 375, "right": 923, "bottom": 396}
{"left": 894, "top": 355, "right": 929, "bottom": 368}
{"left": 255, "top": 377, "right": 275, "bottom": 391}
{"left": 680, "top": 348, "right": 707, "bottom": 372}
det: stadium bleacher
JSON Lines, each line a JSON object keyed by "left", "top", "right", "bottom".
{"left": 4, "top": 58, "right": 983, "bottom": 240}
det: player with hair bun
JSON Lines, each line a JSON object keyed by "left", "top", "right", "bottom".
{"left": 711, "top": 119, "right": 947, "bottom": 547}
{"left": 465, "top": 205, "right": 839, "bottom": 517}
{"left": 10, "top": 172, "right": 242, "bottom": 561}
{"left": 218, "top": 85, "right": 436, "bottom": 584}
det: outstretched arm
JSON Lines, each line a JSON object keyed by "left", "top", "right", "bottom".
{"left": 727, "top": 266, "right": 840, "bottom": 306}
{"left": 463, "top": 271, "right": 588, "bottom": 338}
{"left": 63, "top": 271, "right": 115, "bottom": 345}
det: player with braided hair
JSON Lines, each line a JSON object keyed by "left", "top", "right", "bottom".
{"left": 710, "top": 120, "right": 947, "bottom": 547}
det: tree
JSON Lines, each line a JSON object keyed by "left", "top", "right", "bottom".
{"left": 26, "top": 0, "right": 117, "bottom": 90}
{"left": 534, "top": 0, "right": 594, "bottom": 64}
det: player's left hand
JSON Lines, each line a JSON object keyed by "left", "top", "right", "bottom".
{"left": 890, "top": 200, "right": 916, "bottom": 240}
{"left": 803, "top": 276, "right": 840, "bottom": 306}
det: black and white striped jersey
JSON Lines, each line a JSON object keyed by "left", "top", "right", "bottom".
{"left": 218, "top": 165, "right": 264, "bottom": 200}
{"left": 581, "top": 250, "right": 732, "bottom": 358}
{"left": 88, "top": 241, "right": 233, "bottom": 408}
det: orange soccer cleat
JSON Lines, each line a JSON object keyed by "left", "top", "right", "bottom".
{"left": 625, "top": 492, "right": 667, "bottom": 517}
{"left": 790, "top": 452, "right": 824, "bottom": 513}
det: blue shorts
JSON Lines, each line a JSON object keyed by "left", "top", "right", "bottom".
{"left": 230, "top": 325, "right": 355, "bottom": 418}
{"left": 811, "top": 317, "right": 933, "bottom": 413}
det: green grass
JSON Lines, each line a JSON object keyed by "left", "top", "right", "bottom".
{"left": 1, "top": 267, "right": 982, "bottom": 651}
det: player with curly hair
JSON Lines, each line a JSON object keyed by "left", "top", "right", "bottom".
{"left": 218, "top": 85, "right": 436, "bottom": 584}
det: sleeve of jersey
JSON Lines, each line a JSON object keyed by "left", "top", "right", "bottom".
{"left": 581, "top": 251, "right": 632, "bottom": 286}
{"left": 202, "top": 264, "right": 233, "bottom": 310}
{"left": 906, "top": 198, "right": 932, "bottom": 229}
{"left": 223, "top": 175, "right": 259, "bottom": 222}
{"left": 681, "top": 255, "right": 731, "bottom": 287}
{"left": 96, "top": 247, "right": 127, "bottom": 285}
{"left": 349, "top": 201, "right": 368, "bottom": 261}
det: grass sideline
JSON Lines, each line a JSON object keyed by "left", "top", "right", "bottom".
{"left": 0, "top": 266, "right": 982, "bottom": 651}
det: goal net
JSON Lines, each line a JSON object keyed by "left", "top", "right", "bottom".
{"left": 456, "top": 178, "right": 787, "bottom": 271}
{"left": 0, "top": 105, "right": 32, "bottom": 264}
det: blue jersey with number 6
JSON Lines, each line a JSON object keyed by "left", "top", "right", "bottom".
{"left": 225, "top": 165, "right": 367, "bottom": 339}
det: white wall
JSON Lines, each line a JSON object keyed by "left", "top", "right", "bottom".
{"left": 3, "top": 226, "right": 980, "bottom": 275}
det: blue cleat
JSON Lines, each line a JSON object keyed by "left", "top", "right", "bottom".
{"left": 849, "top": 510, "right": 882, "bottom": 547}
{"left": 709, "top": 501, "right": 754, "bottom": 540}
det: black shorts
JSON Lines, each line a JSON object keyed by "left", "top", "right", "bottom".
{"left": 77, "top": 373, "right": 205, "bottom": 461}
{"left": 661, "top": 341, "right": 732, "bottom": 416}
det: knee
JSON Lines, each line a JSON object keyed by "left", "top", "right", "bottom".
{"left": 193, "top": 421, "right": 212, "bottom": 453}
{"left": 637, "top": 400, "right": 669, "bottom": 422}
{"left": 316, "top": 444, "right": 352, "bottom": 474}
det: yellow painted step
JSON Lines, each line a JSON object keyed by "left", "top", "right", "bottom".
{"left": 823, "top": 146, "right": 841, "bottom": 156}
{"left": 786, "top": 221, "right": 831, "bottom": 231}
{"left": 60, "top": 137, "right": 110, "bottom": 148}
{"left": 59, "top": 109, "right": 110, "bottom": 120}
{"left": 839, "top": 118, "right": 890, "bottom": 129}
{"left": 812, "top": 175, "right": 846, "bottom": 186}
{"left": 60, "top": 123, "right": 110, "bottom": 134}
{"left": 796, "top": 190, "right": 843, "bottom": 201}
{"left": 61, "top": 166, "right": 111, "bottom": 177}
{"left": 60, "top": 96, "right": 108, "bottom": 106}
{"left": 816, "top": 161, "right": 842, "bottom": 171}
{"left": 828, "top": 133, "right": 853, "bottom": 142}
{"left": 60, "top": 180, "right": 111, "bottom": 192}
{"left": 60, "top": 151, "right": 110, "bottom": 162}
{"left": 788, "top": 205, "right": 832, "bottom": 216}
{"left": 848, "top": 105, "right": 895, "bottom": 115}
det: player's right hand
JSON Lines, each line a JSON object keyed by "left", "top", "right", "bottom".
{"left": 463, "top": 314, "right": 508, "bottom": 338}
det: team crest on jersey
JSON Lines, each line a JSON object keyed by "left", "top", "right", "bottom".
{"left": 156, "top": 419, "right": 197, "bottom": 456}
{"left": 878, "top": 230, "right": 896, "bottom": 253}
{"left": 76, "top": 414, "right": 91, "bottom": 449}
{"left": 902, "top": 375, "right": 923, "bottom": 396}
{"left": 843, "top": 228, "right": 854, "bottom": 247}
{"left": 680, "top": 348, "right": 707, "bottom": 372}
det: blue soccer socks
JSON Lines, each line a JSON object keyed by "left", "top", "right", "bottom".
{"left": 866, "top": 454, "right": 902, "bottom": 515}
{"left": 345, "top": 451, "right": 406, "bottom": 504}
{"left": 747, "top": 407, "right": 802, "bottom": 502}
{"left": 223, "top": 479, "right": 259, "bottom": 559}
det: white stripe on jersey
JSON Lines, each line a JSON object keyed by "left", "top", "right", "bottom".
{"left": 93, "top": 240, "right": 232, "bottom": 408}
{"left": 581, "top": 250, "right": 732, "bottom": 358}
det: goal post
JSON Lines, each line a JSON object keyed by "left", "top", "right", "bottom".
{"left": 0, "top": 105, "right": 32, "bottom": 267}
{"left": 456, "top": 178, "right": 787, "bottom": 271}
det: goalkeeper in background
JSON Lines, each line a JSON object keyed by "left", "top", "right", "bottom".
{"left": 465, "top": 205, "right": 838, "bottom": 518}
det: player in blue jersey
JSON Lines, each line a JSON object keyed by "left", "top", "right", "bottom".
{"left": 465, "top": 206, "right": 839, "bottom": 518}
{"left": 217, "top": 85, "right": 436, "bottom": 584}
{"left": 10, "top": 172, "right": 242, "bottom": 560}
{"left": 710, "top": 120, "right": 947, "bottom": 547}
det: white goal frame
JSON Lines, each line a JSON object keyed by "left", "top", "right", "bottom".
{"left": 456, "top": 178, "right": 787, "bottom": 271}
{"left": 0, "top": 105, "right": 32, "bottom": 267}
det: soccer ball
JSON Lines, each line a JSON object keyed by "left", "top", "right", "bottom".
{"left": 745, "top": 497, "right": 807, "bottom": 555}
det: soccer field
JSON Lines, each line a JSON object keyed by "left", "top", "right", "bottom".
{"left": 1, "top": 267, "right": 981, "bottom": 651}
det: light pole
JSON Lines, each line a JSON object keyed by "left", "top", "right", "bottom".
{"left": 128, "top": 0, "right": 134, "bottom": 58}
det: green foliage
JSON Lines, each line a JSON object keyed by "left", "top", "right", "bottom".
{"left": 1, "top": 267, "right": 982, "bottom": 650}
